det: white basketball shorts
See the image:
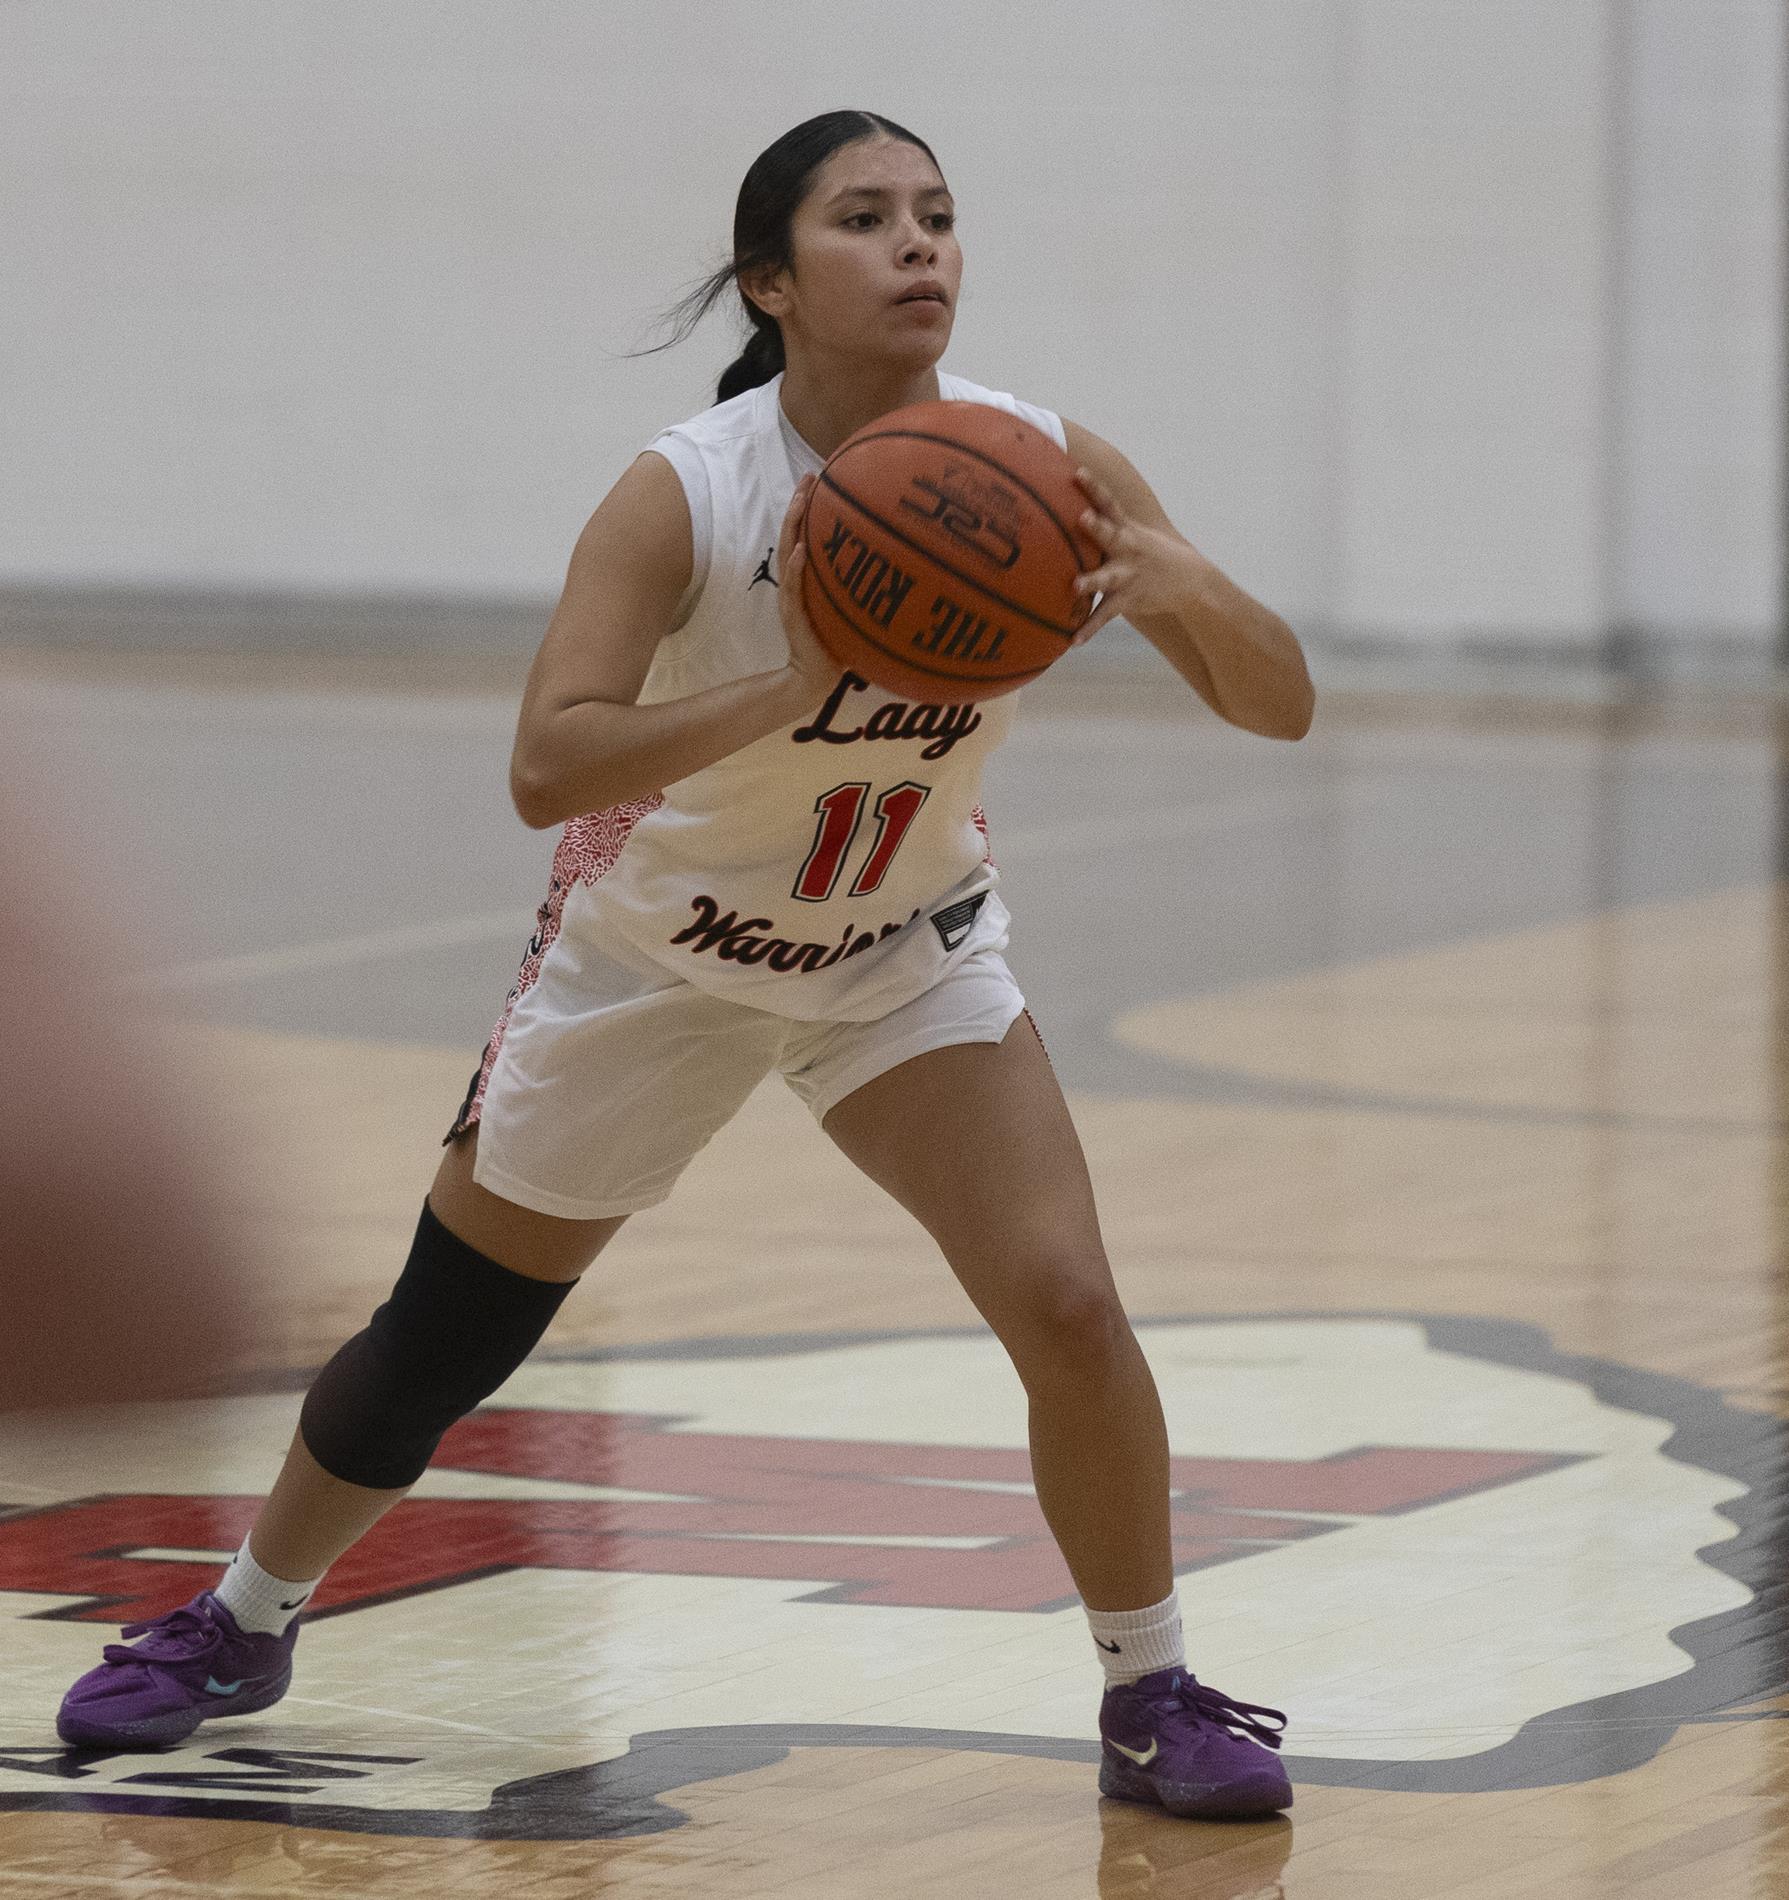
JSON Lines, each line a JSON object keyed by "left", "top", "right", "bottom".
{"left": 461, "top": 925, "right": 1026, "bottom": 1220}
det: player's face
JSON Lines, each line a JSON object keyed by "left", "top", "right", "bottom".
{"left": 772, "top": 137, "right": 961, "bottom": 369}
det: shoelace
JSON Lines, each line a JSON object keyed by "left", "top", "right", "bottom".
{"left": 1145, "top": 1676, "right": 1288, "bottom": 1752}
{"left": 101, "top": 1601, "right": 225, "bottom": 1669}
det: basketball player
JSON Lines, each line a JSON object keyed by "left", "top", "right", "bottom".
{"left": 59, "top": 111, "right": 1314, "bottom": 1822}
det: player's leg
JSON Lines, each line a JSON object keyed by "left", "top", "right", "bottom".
{"left": 56, "top": 1126, "right": 625, "bottom": 1749}
{"left": 820, "top": 1015, "right": 1170, "bottom": 1611}
{"left": 248, "top": 1122, "right": 628, "bottom": 1582}
{"left": 818, "top": 1012, "right": 1291, "bottom": 1819}
{"left": 59, "top": 941, "right": 785, "bottom": 1749}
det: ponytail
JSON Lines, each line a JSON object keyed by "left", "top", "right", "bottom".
{"left": 716, "top": 318, "right": 787, "bottom": 403}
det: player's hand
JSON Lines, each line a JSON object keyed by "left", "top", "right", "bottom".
{"left": 1071, "top": 467, "right": 1208, "bottom": 643}
{"left": 774, "top": 475, "right": 840, "bottom": 704}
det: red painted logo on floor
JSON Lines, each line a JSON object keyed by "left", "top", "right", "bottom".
{"left": 1, "top": 1408, "right": 1566, "bottom": 1622}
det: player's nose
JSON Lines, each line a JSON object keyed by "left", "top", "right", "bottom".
{"left": 897, "top": 223, "right": 937, "bottom": 267}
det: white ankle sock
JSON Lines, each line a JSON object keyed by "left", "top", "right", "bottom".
{"left": 1087, "top": 1589, "right": 1185, "bottom": 1686}
{"left": 215, "top": 1536, "right": 322, "bottom": 1636}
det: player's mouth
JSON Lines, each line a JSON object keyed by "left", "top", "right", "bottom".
{"left": 895, "top": 282, "right": 949, "bottom": 309}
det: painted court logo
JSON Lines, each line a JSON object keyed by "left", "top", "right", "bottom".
{"left": 0, "top": 1316, "right": 1778, "bottom": 1840}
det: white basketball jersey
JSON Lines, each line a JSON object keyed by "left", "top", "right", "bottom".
{"left": 550, "top": 371, "right": 1066, "bottom": 1023}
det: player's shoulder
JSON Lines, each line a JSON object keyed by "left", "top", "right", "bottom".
{"left": 938, "top": 372, "right": 1066, "bottom": 451}
{"left": 650, "top": 381, "right": 770, "bottom": 456}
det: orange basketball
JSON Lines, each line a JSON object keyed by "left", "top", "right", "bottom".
{"left": 800, "top": 400, "right": 1100, "bottom": 701}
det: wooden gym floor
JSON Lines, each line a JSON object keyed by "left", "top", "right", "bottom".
{"left": 1, "top": 643, "right": 1785, "bottom": 1897}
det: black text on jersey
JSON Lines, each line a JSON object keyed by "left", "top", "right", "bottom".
{"left": 792, "top": 672, "right": 983, "bottom": 763}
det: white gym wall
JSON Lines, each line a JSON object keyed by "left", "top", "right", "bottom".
{"left": 3, "top": 0, "right": 1782, "bottom": 656}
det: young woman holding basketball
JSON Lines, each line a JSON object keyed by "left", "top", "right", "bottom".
{"left": 59, "top": 111, "right": 1313, "bottom": 1822}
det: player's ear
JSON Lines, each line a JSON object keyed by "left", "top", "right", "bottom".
{"left": 740, "top": 263, "right": 790, "bottom": 322}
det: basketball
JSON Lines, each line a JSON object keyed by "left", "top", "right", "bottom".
{"left": 800, "top": 400, "right": 1100, "bottom": 701}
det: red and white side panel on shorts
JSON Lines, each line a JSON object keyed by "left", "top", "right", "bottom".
{"left": 446, "top": 798, "right": 662, "bottom": 1144}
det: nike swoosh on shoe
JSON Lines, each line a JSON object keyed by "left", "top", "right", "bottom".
{"left": 204, "top": 1677, "right": 246, "bottom": 1696}
{"left": 1107, "top": 1736, "right": 1158, "bottom": 1766}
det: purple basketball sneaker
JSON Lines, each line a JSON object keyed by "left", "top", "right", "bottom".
{"left": 1098, "top": 1669, "right": 1291, "bottom": 1820}
{"left": 57, "top": 1591, "right": 296, "bottom": 1748}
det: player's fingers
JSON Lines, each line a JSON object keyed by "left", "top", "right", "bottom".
{"left": 1073, "top": 577, "right": 1133, "bottom": 638}
{"left": 1084, "top": 585, "right": 1135, "bottom": 636}
{"left": 1075, "top": 559, "right": 1131, "bottom": 597}
{"left": 780, "top": 538, "right": 809, "bottom": 617}
{"left": 779, "top": 476, "right": 813, "bottom": 556}
{"left": 780, "top": 542, "right": 826, "bottom": 646}
{"left": 777, "top": 475, "right": 814, "bottom": 569}
{"left": 1074, "top": 467, "right": 1129, "bottom": 527}
{"left": 1074, "top": 593, "right": 1124, "bottom": 642}
{"left": 777, "top": 543, "right": 838, "bottom": 689}
{"left": 1079, "top": 507, "right": 1122, "bottom": 550}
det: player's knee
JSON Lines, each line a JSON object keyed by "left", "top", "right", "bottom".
{"left": 1001, "top": 1263, "right": 1129, "bottom": 1378}
{"left": 298, "top": 1199, "right": 576, "bottom": 1490}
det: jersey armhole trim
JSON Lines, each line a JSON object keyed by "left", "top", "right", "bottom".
{"left": 640, "top": 441, "right": 712, "bottom": 635}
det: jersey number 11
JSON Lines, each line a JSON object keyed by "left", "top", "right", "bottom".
{"left": 792, "top": 781, "right": 931, "bottom": 903}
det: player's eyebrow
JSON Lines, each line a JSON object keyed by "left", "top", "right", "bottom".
{"left": 823, "top": 183, "right": 954, "bottom": 208}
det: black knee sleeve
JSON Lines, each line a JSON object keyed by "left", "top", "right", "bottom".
{"left": 299, "top": 1199, "right": 575, "bottom": 1490}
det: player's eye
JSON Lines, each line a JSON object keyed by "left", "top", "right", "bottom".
{"left": 843, "top": 211, "right": 879, "bottom": 230}
{"left": 928, "top": 212, "right": 956, "bottom": 231}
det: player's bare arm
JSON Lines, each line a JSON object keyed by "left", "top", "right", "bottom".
{"left": 1061, "top": 419, "right": 1314, "bottom": 741}
{"left": 510, "top": 462, "right": 833, "bottom": 828}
